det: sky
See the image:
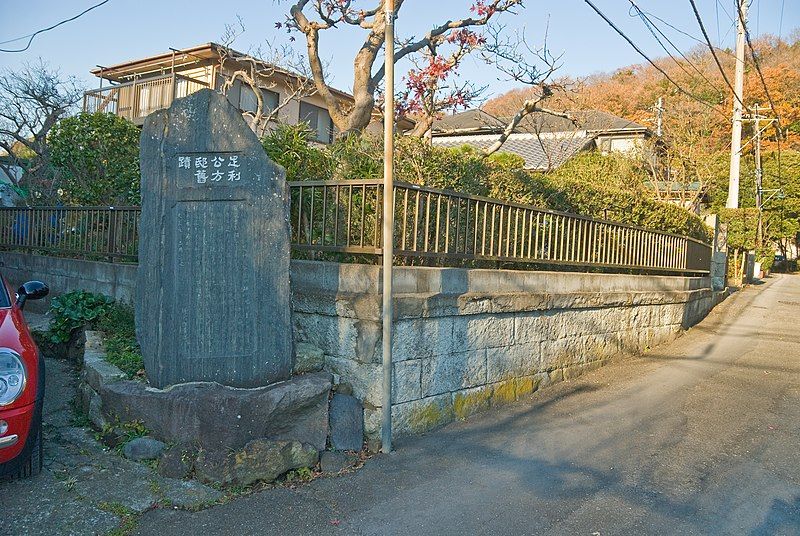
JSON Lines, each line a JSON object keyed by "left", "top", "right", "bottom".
{"left": 0, "top": 0, "right": 796, "bottom": 100}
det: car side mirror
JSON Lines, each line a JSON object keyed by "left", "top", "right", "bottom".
{"left": 16, "top": 281, "right": 49, "bottom": 309}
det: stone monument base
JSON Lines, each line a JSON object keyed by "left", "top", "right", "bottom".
{"left": 77, "top": 333, "right": 357, "bottom": 486}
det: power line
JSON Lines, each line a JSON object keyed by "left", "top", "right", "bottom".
{"left": 635, "top": 8, "right": 736, "bottom": 59}
{"left": 0, "top": 1, "right": 111, "bottom": 53}
{"left": 581, "top": 0, "right": 730, "bottom": 121}
{"left": 688, "top": 0, "right": 749, "bottom": 113}
{"left": 628, "top": 1, "right": 725, "bottom": 101}
{"left": 736, "top": 0, "right": 781, "bottom": 127}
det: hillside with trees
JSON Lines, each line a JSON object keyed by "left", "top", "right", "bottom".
{"left": 484, "top": 32, "right": 800, "bottom": 272}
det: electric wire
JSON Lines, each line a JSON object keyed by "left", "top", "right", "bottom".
{"left": 0, "top": 1, "right": 112, "bottom": 53}
{"left": 688, "top": 0, "right": 749, "bottom": 112}
{"left": 581, "top": 0, "right": 730, "bottom": 121}
{"left": 736, "top": 0, "right": 781, "bottom": 127}
{"left": 634, "top": 8, "right": 736, "bottom": 59}
{"left": 628, "top": 0, "right": 725, "bottom": 101}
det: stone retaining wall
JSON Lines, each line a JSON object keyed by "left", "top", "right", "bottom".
{"left": 1, "top": 253, "right": 726, "bottom": 439}
{"left": 289, "top": 262, "right": 726, "bottom": 439}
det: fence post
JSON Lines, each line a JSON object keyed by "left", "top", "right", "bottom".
{"left": 108, "top": 207, "right": 117, "bottom": 263}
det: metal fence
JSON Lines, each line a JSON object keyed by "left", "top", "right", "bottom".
{"left": 291, "top": 180, "right": 711, "bottom": 274}
{"left": 0, "top": 180, "right": 712, "bottom": 274}
{"left": 0, "top": 206, "right": 140, "bottom": 262}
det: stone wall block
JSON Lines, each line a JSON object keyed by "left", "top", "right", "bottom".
{"left": 324, "top": 355, "right": 381, "bottom": 406}
{"left": 420, "top": 350, "right": 487, "bottom": 397}
{"left": 486, "top": 344, "right": 540, "bottom": 383}
{"left": 452, "top": 314, "right": 515, "bottom": 352}
{"left": 392, "top": 394, "right": 454, "bottom": 436}
{"left": 452, "top": 385, "right": 493, "bottom": 421}
{"left": 386, "top": 317, "right": 454, "bottom": 361}
{"left": 392, "top": 359, "right": 422, "bottom": 404}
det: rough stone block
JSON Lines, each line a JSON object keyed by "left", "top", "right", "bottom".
{"left": 515, "top": 374, "right": 544, "bottom": 399}
{"left": 324, "top": 355, "right": 381, "bottom": 406}
{"left": 420, "top": 350, "right": 486, "bottom": 397}
{"left": 123, "top": 437, "right": 166, "bottom": 461}
{"left": 293, "top": 342, "right": 325, "bottom": 374}
{"left": 491, "top": 379, "right": 517, "bottom": 405}
{"left": 195, "top": 439, "right": 318, "bottom": 487}
{"left": 390, "top": 317, "right": 454, "bottom": 361}
{"left": 329, "top": 394, "right": 364, "bottom": 451}
{"left": 99, "top": 372, "right": 332, "bottom": 452}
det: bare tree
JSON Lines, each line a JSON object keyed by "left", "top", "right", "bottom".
{"left": 480, "top": 23, "right": 573, "bottom": 156}
{"left": 282, "top": 0, "right": 523, "bottom": 134}
{"left": 0, "top": 61, "right": 81, "bottom": 202}
{"left": 399, "top": 29, "right": 487, "bottom": 138}
{"left": 217, "top": 19, "right": 319, "bottom": 135}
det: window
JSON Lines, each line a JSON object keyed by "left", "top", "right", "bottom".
{"left": 239, "top": 85, "right": 279, "bottom": 116}
{"left": 299, "top": 101, "right": 334, "bottom": 144}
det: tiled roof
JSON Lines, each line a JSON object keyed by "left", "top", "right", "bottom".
{"left": 432, "top": 133, "right": 596, "bottom": 171}
{"left": 431, "top": 108, "right": 649, "bottom": 136}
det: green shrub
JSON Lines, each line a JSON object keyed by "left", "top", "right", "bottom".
{"left": 261, "top": 124, "right": 333, "bottom": 181}
{"left": 49, "top": 112, "right": 141, "bottom": 205}
{"left": 96, "top": 302, "right": 144, "bottom": 379}
{"left": 47, "top": 291, "right": 113, "bottom": 343}
{"left": 259, "top": 130, "right": 710, "bottom": 241}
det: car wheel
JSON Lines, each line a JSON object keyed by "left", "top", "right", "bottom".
{"left": 16, "top": 415, "right": 42, "bottom": 479}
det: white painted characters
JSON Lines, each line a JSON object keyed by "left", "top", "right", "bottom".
{"left": 177, "top": 153, "right": 245, "bottom": 184}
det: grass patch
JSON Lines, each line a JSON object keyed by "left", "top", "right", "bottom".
{"left": 95, "top": 303, "right": 145, "bottom": 379}
{"left": 99, "top": 501, "right": 139, "bottom": 536}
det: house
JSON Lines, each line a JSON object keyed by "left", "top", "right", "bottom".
{"left": 430, "top": 108, "right": 652, "bottom": 171}
{"left": 82, "top": 43, "right": 354, "bottom": 143}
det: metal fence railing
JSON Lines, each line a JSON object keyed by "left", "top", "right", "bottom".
{"left": 0, "top": 206, "right": 140, "bottom": 262}
{"left": 291, "top": 180, "right": 711, "bottom": 274}
{"left": 0, "top": 180, "right": 712, "bottom": 274}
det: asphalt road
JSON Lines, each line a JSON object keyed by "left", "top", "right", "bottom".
{"left": 136, "top": 274, "right": 800, "bottom": 536}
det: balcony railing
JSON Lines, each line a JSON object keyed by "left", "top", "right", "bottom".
{"left": 82, "top": 74, "right": 208, "bottom": 123}
{"left": 0, "top": 181, "right": 712, "bottom": 274}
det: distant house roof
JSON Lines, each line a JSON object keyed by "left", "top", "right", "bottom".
{"left": 432, "top": 133, "right": 595, "bottom": 171}
{"left": 431, "top": 108, "right": 649, "bottom": 137}
{"left": 430, "top": 108, "right": 649, "bottom": 171}
{"left": 90, "top": 42, "right": 355, "bottom": 102}
{"left": 432, "top": 109, "right": 506, "bottom": 134}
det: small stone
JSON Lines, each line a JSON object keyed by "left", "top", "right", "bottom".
{"left": 294, "top": 342, "right": 325, "bottom": 374}
{"left": 123, "top": 437, "right": 167, "bottom": 461}
{"left": 334, "top": 382, "right": 353, "bottom": 396}
{"left": 329, "top": 394, "right": 363, "bottom": 451}
{"left": 365, "top": 437, "right": 382, "bottom": 454}
{"left": 158, "top": 446, "right": 195, "bottom": 479}
{"left": 320, "top": 451, "right": 356, "bottom": 474}
{"left": 87, "top": 391, "right": 107, "bottom": 430}
{"left": 159, "top": 478, "right": 222, "bottom": 508}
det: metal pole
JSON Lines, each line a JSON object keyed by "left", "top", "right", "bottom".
{"left": 754, "top": 104, "right": 764, "bottom": 247}
{"left": 655, "top": 97, "right": 663, "bottom": 137}
{"left": 381, "top": 0, "right": 395, "bottom": 454}
{"left": 727, "top": 0, "right": 747, "bottom": 208}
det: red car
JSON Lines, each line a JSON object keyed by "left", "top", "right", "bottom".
{"left": 0, "top": 277, "right": 48, "bottom": 479}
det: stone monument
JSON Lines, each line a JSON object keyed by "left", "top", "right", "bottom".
{"left": 137, "top": 89, "right": 293, "bottom": 388}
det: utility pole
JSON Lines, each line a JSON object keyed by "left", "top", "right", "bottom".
{"left": 381, "top": 0, "right": 395, "bottom": 454}
{"left": 727, "top": 0, "right": 747, "bottom": 208}
{"left": 754, "top": 103, "right": 764, "bottom": 247}
{"left": 655, "top": 96, "right": 664, "bottom": 137}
